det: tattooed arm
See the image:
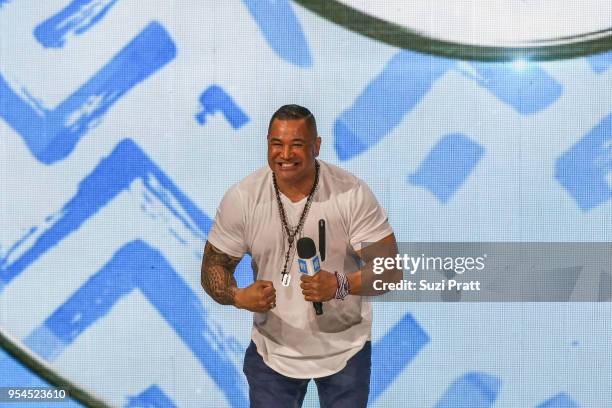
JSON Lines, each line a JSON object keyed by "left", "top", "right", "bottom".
{"left": 201, "top": 241, "right": 276, "bottom": 311}
{"left": 201, "top": 241, "right": 241, "bottom": 305}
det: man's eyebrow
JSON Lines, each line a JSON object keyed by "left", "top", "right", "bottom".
{"left": 268, "top": 136, "right": 308, "bottom": 142}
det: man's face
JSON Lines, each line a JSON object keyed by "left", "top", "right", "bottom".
{"left": 267, "top": 118, "right": 321, "bottom": 186}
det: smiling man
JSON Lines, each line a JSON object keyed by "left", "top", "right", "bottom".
{"left": 201, "top": 105, "right": 399, "bottom": 407}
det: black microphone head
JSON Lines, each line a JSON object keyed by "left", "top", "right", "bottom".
{"left": 297, "top": 237, "right": 316, "bottom": 258}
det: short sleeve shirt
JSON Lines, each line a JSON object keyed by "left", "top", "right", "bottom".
{"left": 207, "top": 160, "right": 393, "bottom": 378}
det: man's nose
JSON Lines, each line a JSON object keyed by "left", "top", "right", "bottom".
{"left": 281, "top": 145, "right": 292, "bottom": 159}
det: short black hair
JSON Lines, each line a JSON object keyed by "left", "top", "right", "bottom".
{"left": 268, "top": 104, "right": 317, "bottom": 137}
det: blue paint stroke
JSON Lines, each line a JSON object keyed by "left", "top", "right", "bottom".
{"left": 537, "top": 393, "right": 579, "bottom": 408}
{"left": 127, "top": 385, "right": 177, "bottom": 408}
{"left": 434, "top": 372, "right": 501, "bottom": 408}
{"left": 241, "top": 0, "right": 312, "bottom": 67}
{"left": 34, "top": 0, "right": 119, "bottom": 48}
{"left": 0, "top": 138, "right": 212, "bottom": 287}
{"left": 24, "top": 240, "right": 248, "bottom": 408}
{"left": 369, "top": 313, "right": 429, "bottom": 403}
{"left": 463, "top": 61, "right": 563, "bottom": 115}
{"left": 0, "top": 226, "right": 37, "bottom": 280}
{"left": 587, "top": 51, "right": 612, "bottom": 73}
{"left": 408, "top": 134, "right": 485, "bottom": 203}
{"left": 235, "top": 256, "right": 254, "bottom": 288}
{"left": 195, "top": 85, "right": 250, "bottom": 129}
{"left": 0, "top": 349, "right": 82, "bottom": 407}
{"left": 0, "top": 21, "right": 176, "bottom": 164}
{"left": 334, "top": 51, "right": 453, "bottom": 160}
{"left": 555, "top": 114, "right": 612, "bottom": 211}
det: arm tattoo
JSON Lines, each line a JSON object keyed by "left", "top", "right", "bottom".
{"left": 201, "top": 241, "right": 241, "bottom": 305}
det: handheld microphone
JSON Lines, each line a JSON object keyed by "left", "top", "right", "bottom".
{"left": 296, "top": 237, "right": 323, "bottom": 315}
{"left": 318, "top": 219, "right": 326, "bottom": 261}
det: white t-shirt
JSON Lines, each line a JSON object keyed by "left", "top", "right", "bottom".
{"left": 207, "top": 160, "right": 393, "bottom": 378}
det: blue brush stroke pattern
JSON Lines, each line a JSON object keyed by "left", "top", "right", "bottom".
{"left": 127, "top": 385, "right": 177, "bottom": 408}
{"left": 24, "top": 240, "right": 248, "bottom": 408}
{"left": 0, "top": 349, "right": 83, "bottom": 407}
{"left": 334, "top": 51, "right": 453, "bottom": 160}
{"left": 241, "top": 0, "right": 312, "bottom": 67}
{"left": 434, "top": 372, "right": 501, "bottom": 408}
{"left": 555, "top": 114, "right": 612, "bottom": 211}
{"left": 0, "top": 138, "right": 211, "bottom": 287}
{"left": 0, "top": 21, "right": 176, "bottom": 164}
{"left": 408, "top": 134, "right": 485, "bottom": 203}
{"left": 195, "top": 85, "right": 250, "bottom": 129}
{"left": 235, "top": 257, "right": 254, "bottom": 289}
{"left": 464, "top": 61, "right": 563, "bottom": 115}
{"left": 34, "top": 0, "right": 119, "bottom": 48}
{"left": 537, "top": 393, "right": 579, "bottom": 408}
{"left": 587, "top": 51, "right": 612, "bottom": 73}
{"left": 369, "top": 313, "right": 429, "bottom": 403}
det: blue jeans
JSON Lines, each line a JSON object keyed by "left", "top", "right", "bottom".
{"left": 243, "top": 340, "right": 371, "bottom": 408}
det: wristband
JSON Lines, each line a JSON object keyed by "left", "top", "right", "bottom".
{"left": 334, "top": 271, "right": 350, "bottom": 300}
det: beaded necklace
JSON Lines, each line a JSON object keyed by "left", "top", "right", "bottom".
{"left": 272, "top": 161, "right": 320, "bottom": 286}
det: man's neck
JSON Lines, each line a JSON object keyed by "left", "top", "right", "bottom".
{"left": 275, "top": 172, "right": 316, "bottom": 203}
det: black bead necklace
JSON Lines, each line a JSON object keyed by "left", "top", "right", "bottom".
{"left": 272, "top": 161, "right": 320, "bottom": 286}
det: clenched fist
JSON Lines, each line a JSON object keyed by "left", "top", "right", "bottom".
{"left": 235, "top": 280, "right": 276, "bottom": 313}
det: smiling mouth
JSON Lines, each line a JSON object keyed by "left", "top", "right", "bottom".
{"left": 277, "top": 162, "right": 299, "bottom": 169}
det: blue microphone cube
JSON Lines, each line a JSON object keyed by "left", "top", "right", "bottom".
{"left": 298, "top": 259, "right": 308, "bottom": 274}
{"left": 313, "top": 256, "right": 320, "bottom": 272}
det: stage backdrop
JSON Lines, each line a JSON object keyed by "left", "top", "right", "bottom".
{"left": 1, "top": 1, "right": 611, "bottom": 407}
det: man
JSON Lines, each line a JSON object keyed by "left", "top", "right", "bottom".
{"left": 201, "top": 105, "right": 399, "bottom": 407}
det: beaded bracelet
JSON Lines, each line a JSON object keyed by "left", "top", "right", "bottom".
{"left": 334, "top": 271, "right": 350, "bottom": 300}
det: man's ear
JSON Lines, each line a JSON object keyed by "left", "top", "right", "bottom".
{"left": 314, "top": 137, "right": 322, "bottom": 157}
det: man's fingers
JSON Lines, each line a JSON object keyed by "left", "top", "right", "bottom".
{"left": 300, "top": 274, "right": 314, "bottom": 282}
{"left": 300, "top": 281, "right": 312, "bottom": 290}
{"left": 301, "top": 287, "right": 315, "bottom": 296}
{"left": 266, "top": 296, "right": 276, "bottom": 310}
{"left": 304, "top": 294, "right": 320, "bottom": 302}
{"left": 257, "top": 297, "right": 276, "bottom": 311}
{"left": 261, "top": 285, "right": 276, "bottom": 296}
{"left": 302, "top": 289, "right": 315, "bottom": 298}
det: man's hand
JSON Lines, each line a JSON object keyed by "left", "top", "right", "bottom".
{"left": 235, "top": 280, "right": 277, "bottom": 313}
{"left": 300, "top": 270, "right": 336, "bottom": 302}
